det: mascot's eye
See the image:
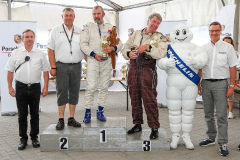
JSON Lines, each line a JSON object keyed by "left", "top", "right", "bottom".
{"left": 175, "top": 30, "right": 180, "bottom": 36}
{"left": 182, "top": 29, "right": 187, "bottom": 35}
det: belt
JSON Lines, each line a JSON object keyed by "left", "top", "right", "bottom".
{"left": 205, "top": 79, "right": 226, "bottom": 82}
{"left": 57, "top": 61, "right": 80, "bottom": 65}
{"left": 16, "top": 80, "right": 40, "bottom": 88}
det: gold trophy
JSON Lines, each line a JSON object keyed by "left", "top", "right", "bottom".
{"left": 82, "top": 64, "right": 87, "bottom": 79}
{"left": 100, "top": 35, "right": 109, "bottom": 60}
{"left": 149, "top": 35, "right": 158, "bottom": 47}
{"left": 121, "top": 65, "right": 127, "bottom": 80}
{"left": 144, "top": 35, "right": 159, "bottom": 60}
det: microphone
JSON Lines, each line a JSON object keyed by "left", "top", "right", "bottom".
{"left": 15, "top": 56, "right": 30, "bottom": 72}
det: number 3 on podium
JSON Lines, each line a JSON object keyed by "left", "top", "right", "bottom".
{"left": 142, "top": 140, "right": 151, "bottom": 151}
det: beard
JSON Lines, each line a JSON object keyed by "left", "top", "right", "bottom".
{"left": 94, "top": 18, "right": 103, "bottom": 24}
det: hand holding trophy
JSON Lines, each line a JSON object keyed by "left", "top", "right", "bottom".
{"left": 100, "top": 35, "right": 109, "bottom": 60}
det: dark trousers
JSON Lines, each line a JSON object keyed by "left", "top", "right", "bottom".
{"left": 15, "top": 81, "right": 41, "bottom": 140}
{"left": 128, "top": 61, "right": 160, "bottom": 129}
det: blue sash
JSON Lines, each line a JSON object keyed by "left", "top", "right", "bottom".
{"left": 167, "top": 44, "right": 200, "bottom": 85}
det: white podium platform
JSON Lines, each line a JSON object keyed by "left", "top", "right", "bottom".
{"left": 40, "top": 117, "right": 170, "bottom": 152}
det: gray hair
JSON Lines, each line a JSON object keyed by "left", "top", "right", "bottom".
{"left": 93, "top": 5, "right": 105, "bottom": 14}
{"left": 22, "top": 29, "right": 35, "bottom": 39}
{"left": 148, "top": 13, "right": 162, "bottom": 22}
{"left": 62, "top": 8, "right": 75, "bottom": 15}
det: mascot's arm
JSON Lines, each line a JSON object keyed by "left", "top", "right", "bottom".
{"left": 157, "top": 56, "right": 175, "bottom": 70}
{"left": 148, "top": 41, "right": 167, "bottom": 59}
{"left": 121, "top": 31, "right": 136, "bottom": 60}
{"left": 80, "top": 24, "right": 94, "bottom": 57}
{"left": 188, "top": 46, "right": 208, "bottom": 69}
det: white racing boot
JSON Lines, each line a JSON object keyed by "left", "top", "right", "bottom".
{"left": 182, "top": 133, "right": 194, "bottom": 150}
{"left": 170, "top": 134, "right": 180, "bottom": 149}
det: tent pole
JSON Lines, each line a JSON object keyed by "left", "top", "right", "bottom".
{"left": 234, "top": 0, "right": 239, "bottom": 51}
{"left": 221, "top": 0, "right": 225, "bottom": 6}
{"left": 116, "top": 11, "right": 119, "bottom": 34}
{"left": 8, "top": 0, "right": 12, "bottom": 20}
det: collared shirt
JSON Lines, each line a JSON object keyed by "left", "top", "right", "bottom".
{"left": 5, "top": 47, "right": 50, "bottom": 84}
{"left": 80, "top": 22, "right": 123, "bottom": 57}
{"left": 47, "top": 24, "right": 83, "bottom": 63}
{"left": 202, "top": 40, "right": 238, "bottom": 79}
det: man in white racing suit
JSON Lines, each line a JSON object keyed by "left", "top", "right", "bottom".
{"left": 80, "top": 5, "right": 122, "bottom": 123}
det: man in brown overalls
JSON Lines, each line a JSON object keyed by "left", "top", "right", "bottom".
{"left": 122, "top": 13, "right": 167, "bottom": 139}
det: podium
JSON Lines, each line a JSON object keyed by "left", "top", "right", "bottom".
{"left": 40, "top": 117, "right": 170, "bottom": 151}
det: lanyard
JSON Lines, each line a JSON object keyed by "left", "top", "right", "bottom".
{"left": 62, "top": 24, "right": 74, "bottom": 54}
{"left": 140, "top": 36, "right": 144, "bottom": 45}
{"left": 98, "top": 26, "right": 101, "bottom": 38}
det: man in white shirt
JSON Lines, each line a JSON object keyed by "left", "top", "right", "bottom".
{"left": 5, "top": 29, "right": 50, "bottom": 150}
{"left": 48, "top": 8, "right": 84, "bottom": 130}
{"left": 199, "top": 21, "right": 238, "bottom": 156}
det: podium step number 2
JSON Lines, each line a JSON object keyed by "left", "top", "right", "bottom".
{"left": 59, "top": 137, "right": 68, "bottom": 150}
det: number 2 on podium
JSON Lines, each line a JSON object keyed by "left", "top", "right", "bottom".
{"left": 59, "top": 137, "right": 68, "bottom": 150}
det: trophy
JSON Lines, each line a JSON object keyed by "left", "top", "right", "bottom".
{"left": 121, "top": 65, "right": 127, "bottom": 80}
{"left": 82, "top": 64, "right": 87, "bottom": 79}
{"left": 144, "top": 35, "right": 159, "bottom": 60}
{"left": 49, "top": 76, "right": 56, "bottom": 81}
{"left": 100, "top": 35, "right": 109, "bottom": 60}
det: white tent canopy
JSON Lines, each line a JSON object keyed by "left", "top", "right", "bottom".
{"left": 0, "top": 0, "right": 238, "bottom": 31}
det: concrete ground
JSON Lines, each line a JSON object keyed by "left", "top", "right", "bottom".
{"left": 0, "top": 91, "right": 239, "bottom": 160}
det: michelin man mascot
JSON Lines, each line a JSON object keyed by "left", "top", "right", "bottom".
{"left": 157, "top": 23, "right": 208, "bottom": 149}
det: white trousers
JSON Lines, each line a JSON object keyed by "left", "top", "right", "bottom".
{"left": 84, "top": 57, "right": 112, "bottom": 109}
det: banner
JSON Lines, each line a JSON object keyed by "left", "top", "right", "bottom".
{"left": 215, "top": 4, "right": 236, "bottom": 39}
{"left": 0, "top": 21, "right": 36, "bottom": 115}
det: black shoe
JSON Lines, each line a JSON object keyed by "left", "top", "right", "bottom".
{"left": 68, "top": 118, "right": 81, "bottom": 127}
{"left": 56, "top": 119, "right": 65, "bottom": 130}
{"left": 150, "top": 128, "right": 158, "bottom": 139}
{"left": 199, "top": 138, "right": 215, "bottom": 147}
{"left": 127, "top": 125, "right": 142, "bottom": 134}
{"left": 219, "top": 144, "right": 229, "bottom": 156}
{"left": 238, "top": 144, "right": 240, "bottom": 150}
{"left": 32, "top": 138, "right": 40, "bottom": 148}
{"left": 18, "top": 139, "right": 28, "bottom": 150}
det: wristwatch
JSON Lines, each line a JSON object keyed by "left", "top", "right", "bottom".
{"left": 230, "top": 85, "right": 234, "bottom": 88}
{"left": 146, "top": 45, "right": 152, "bottom": 52}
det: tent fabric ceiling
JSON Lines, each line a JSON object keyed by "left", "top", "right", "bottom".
{"left": 0, "top": 0, "right": 235, "bottom": 27}
{"left": 1, "top": 0, "right": 173, "bottom": 11}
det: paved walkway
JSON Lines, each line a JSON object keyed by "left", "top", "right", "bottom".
{"left": 0, "top": 91, "right": 239, "bottom": 160}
